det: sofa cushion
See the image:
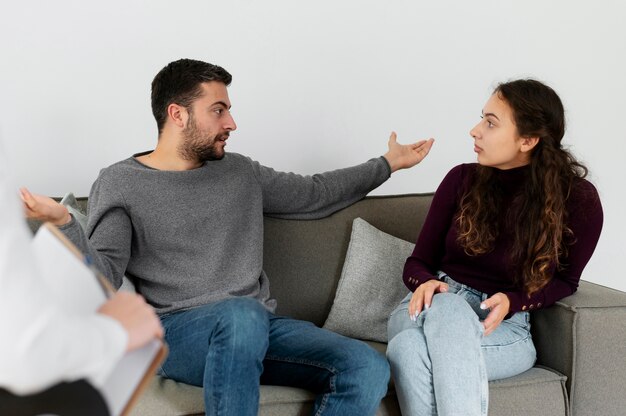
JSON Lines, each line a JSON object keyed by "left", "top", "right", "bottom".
{"left": 131, "top": 376, "right": 402, "bottom": 416}
{"left": 130, "top": 358, "right": 567, "bottom": 416}
{"left": 129, "top": 377, "right": 203, "bottom": 416}
{"left": 322, "top": 218, "right": 412, "bottom": 342}
{"left": 488, "top": 367, "right": 568, "bottom": 416}
{"left": 60, "top": 192, "right": 88, "bottom": 231}
{"left": 263, "top": 194, "right": 432, "bottom": 327}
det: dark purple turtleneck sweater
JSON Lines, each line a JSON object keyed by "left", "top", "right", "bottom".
{"left": 403, "top": 163, "right": 603, "bottom": 314}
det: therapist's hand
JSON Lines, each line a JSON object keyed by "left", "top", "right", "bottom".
{"left": 98, "top": 291, "right": 164, "bottom": 352}
{"left": 20, "top": 187, "right": 71, "bottom": 226}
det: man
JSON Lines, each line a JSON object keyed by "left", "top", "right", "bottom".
{"left": 0, "top": 138, "right": 163, "bottom": 415}
{"left": 23, "top": 58, "right": 434, "bottom": 415}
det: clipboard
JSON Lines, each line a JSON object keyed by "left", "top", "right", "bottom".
{"left": 32, "top": 223, "right": 168, "bottom": 416}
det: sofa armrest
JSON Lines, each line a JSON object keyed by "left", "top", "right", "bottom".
{"left": 531, "top": 280, "right": 626, "bottom": 416}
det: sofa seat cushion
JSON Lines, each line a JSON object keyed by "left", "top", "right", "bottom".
{"left": 129, "top": 376, "right": 203, "bottom": 416}
{"left": 131, "top": 359, "right": 567, "bottom": 416}
{"left": 258, "top": 385, "right": 315, "bottom": 416}
{"left": 488, "top": 367, "right": 568, "bottom": 416}
{"left": 130, "top": 376, "right": 401, "bottom": 416}
{"left": 128, "top": 378, "right": 323, "bottom": 416}
{"left": 364, "top": 341, "right": 567, "bottom": 416}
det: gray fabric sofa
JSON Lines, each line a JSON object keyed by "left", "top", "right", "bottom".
{"left": 31, "top": 194, "right": 626, "bottom": 416}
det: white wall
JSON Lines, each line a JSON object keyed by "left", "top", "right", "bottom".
{"left": 1, "top": 0, "right": 624, "bottom": 291}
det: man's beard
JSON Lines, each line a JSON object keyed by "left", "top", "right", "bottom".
{"left": 178, "top": 114, "right": 227, "bottom": 163}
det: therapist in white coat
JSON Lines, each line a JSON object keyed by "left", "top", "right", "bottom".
{"left": 0, "top": 139, "right": 163, "bottom": 415}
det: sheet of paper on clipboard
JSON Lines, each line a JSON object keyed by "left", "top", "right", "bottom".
{"left": 31, "top": 222, "right": 167, "bottom": 416}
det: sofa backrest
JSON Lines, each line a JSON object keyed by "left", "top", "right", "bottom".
{"left": 27, "top": 194, "right": 434, "bottom": 327}
{"left": 263, "top": 194, "right": 433, "bottom": 326}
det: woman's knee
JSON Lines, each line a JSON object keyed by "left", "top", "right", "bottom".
{"left": 387, "top": 329, "right": 430, "bottom": 374}
{"left": 430, "top": 292, "right": 470, "bottom": 311}
{"left": 423, "top": 293, "right": 482, "bottom": 338}
{"left": 388, "top": 301, "right": 415, "bottom": 342}
{"left": 427, "top": 293, "right": 478, "bottom": 322}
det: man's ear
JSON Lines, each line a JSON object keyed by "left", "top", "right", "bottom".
{"left": 167, "top": 103, "right": 188, "bottom": 129}
{"left": 520, "top": 136, "right": 540, "bottom": 153}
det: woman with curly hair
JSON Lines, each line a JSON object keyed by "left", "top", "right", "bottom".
{"left": 387, "top": 79, "right": 603, "bottom": 416}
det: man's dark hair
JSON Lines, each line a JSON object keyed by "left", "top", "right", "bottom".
{"left": 151, "top": 59, "right": 232, "bottom": 134}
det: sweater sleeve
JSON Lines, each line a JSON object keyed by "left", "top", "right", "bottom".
{"left": 59, "top": 172, "right": 133, "bottom": 289}
{"left": 248, "top": 156, "right": 391, "bottom": 220}
{"left": 503, "top": 179, "right": 604, "bottom": 313}
{"left": 403, "top": 165, "right": 466, "bottom": 291}
{"left": 0, "top": 163, "right": 127, "bottom": 395}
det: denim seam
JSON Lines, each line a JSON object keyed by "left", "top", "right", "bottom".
{"left": 480, "top": 359, "right": 488, "bottom": 416}
{"left": 263, "top": 356, "right": 338, "bottom": 416}
{"left": 481, "top": 333, "right": 533, "bottom": 348}
{"left": 158, "top": 365, "right": 170, "bottom": 378}
{"left": 456, "top": 286, "right": 485, "bottom": 298}
{"left": 389, "top": 304, "right": 409, "bottom": 320}
{"left": 314, "top": 374, "right": 335, "bottom": 416}
{"left": 263, "top": 355, "right": 338, "bottom": 373}
{"left": 208, "top": 335, "right": 224, "bottom": 416}
{"left": 439, "top": 272, "right": 490, "bottom": 298}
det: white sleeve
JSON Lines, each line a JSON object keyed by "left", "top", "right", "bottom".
{"left": 0, "top": 147, "right": 127, "bottom": 395}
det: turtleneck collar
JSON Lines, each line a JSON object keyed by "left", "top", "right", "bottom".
{"left": 492, "top": 164, "right": 530, "bottom": 185}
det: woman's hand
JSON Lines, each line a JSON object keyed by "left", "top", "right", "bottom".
{"left": 408, "top": 279, "right": 448, "bottom": 321}
{"left": 480, "top": 292, "right": 511, "bottom": 336}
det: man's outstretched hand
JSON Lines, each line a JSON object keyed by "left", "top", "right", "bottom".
{"left": 383, "top": 132, "right": 435, "bottom": 173}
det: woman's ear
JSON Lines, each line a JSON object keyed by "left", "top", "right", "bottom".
{"left": 520, "top": 137, "right": 540, "bottom": 153}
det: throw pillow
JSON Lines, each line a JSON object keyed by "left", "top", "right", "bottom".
{"left": 323, "top": 217, "right": 413, "bottom": 342}
{"left": 60, "top": 192, "right": 88, "bottom": 231}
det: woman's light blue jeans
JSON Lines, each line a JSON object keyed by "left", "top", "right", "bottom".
{"left": 387, "top": 273, "right": 536, "bottom": 416}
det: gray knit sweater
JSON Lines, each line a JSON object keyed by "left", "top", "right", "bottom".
{"left": 61, "top": 152, "right": 391, "bottom": 314}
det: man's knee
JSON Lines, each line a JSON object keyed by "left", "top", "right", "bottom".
{"left": 339, "top": 339, "right": 390, "bottom": 396}
{"left": 213, "top": 297, "right": 270, "bottom": 355}
{"left": 218, "top": 297, "right": 268, "bottom": 322}
{"left": 367, "top": 347, "right": 391, "bottom": 388}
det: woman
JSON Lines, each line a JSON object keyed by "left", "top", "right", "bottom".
{"left": 386, "top": 79, "right": 603, "bottom": 416}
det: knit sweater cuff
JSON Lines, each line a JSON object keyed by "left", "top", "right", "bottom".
{"left": 378, "top": 156, "right": 392, "bottom": 178}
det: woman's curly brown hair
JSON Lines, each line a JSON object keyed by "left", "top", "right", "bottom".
{"left": 456, "top": 79, "right": 587, "bottom": 295}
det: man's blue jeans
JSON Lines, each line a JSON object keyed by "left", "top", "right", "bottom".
{"left": 159, "top": 297, "right": 390, "bottom": 416}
